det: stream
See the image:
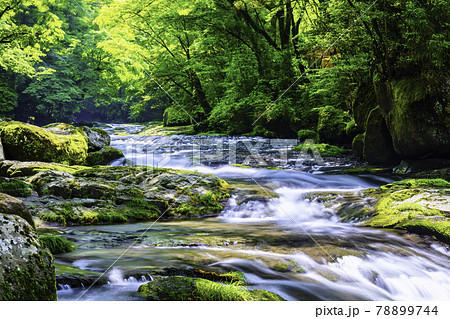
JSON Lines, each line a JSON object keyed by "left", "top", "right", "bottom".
{"left": 54, "top": 124, "right": 450, "bottom": 301}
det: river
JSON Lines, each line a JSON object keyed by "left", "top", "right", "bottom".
{"left": 54, "top": 124, "right": 450, "bottom": 301}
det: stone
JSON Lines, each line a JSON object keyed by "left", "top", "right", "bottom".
{"left": 137, "top": 275, "right": 285, "bottom": 301}
{"left": 44, "top": 123, "right": 110, "bottom": 152}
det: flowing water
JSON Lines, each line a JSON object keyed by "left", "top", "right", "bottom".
{"left": 55, "top": 124, "right": 450, "bottom": 301}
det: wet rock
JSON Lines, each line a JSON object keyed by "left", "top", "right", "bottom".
{"left": 20, "top": 166, "right": 231, "bottom": 226}
{"left": 0, "top": 213, "right": 56, "bottom": 300}
{"left": 0, "top": 137, "right": 4, "bottom": 161}
{"left": 137, "top": 275, "right": 285, "bottom": 301}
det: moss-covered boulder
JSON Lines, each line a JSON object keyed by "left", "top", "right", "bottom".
{"left": 363, "top": 107, "right": 399, "bottom": 165}
{"left": 0, "top": 122, "right": 88, "bottom": 165}
{"left": 375, "top": 76, "right": 450, "bottom": 158}
{"left": 297, "top": 129, "right": 319, "bottom": 142}
{"left": 0, "top": 212, "right": 57, "bottom": 300}
{"left": 85, "top": 146, "right": 124, "bottom": 166}
{"left": 352, "top": 83, "right": 377, "bottom": 132}
{"left": 137, "top": 276, "right": 285, "bottom": 301}
{"left": 361, "top": 179, "right": 450, "bottom": 243}
{"left": 0, "top": 192, "right": 34, "bottom": 227}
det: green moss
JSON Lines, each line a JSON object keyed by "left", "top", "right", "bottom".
{"left": 333, "top": 165, "right": 388, "bottom": 175}
{"left": 0, "top": 250, "right": 57, "bottom": 301}
{"left": 379, "top": 179, "right": 450, "bottom": 191}
{"left": 361, "top": 178, "right": 450, "bottom": 243}
{"left": 85, "top": 146, "right": 124, "bottom": 166}
{"left": 403, "top": 218, "right": 450, "bottom": 243}
{"left": 297, "top": 129, "right": 319, "bottom": 142}
{"left": 138, "top": 276, "right": 285, "bottom": 301}
{"left": 0, "top": 122, "right": 88, "bottom": 165}
{"left": 39, "top": 234, "right": 75, "bottom": 254}
{"left": 273, "top": 263, "right": 290, "bottom": 272}
{"left": 0, "top": 179, "right": 32, "bottom": 197}
{"left": 293, "top": 143, "right": 345, "bottom": 157}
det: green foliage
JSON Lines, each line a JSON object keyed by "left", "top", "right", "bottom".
{"left": 297, "top": 129, "right": 319, "bottom": 142}
{"left": 137, "top": 275, "right": 285, "bottom": 301}
{"left": 39, "top": 234, "right": 75, "bottom": 254}
{"left": 0, "top": 179, "right": 32, "bottom": 197}
{"left": 293, "top": 143, "right": 345, "bottom": 157}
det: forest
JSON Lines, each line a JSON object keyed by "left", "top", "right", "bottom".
{"left": 1, "top": 0, "right": 450, "bottom": 306}
{"left": 1, "top": 0, "right": 448, "bottom": 164}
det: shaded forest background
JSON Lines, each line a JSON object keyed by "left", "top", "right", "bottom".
{"left": 0, "top": 0, "right": 448, "bottom": 163}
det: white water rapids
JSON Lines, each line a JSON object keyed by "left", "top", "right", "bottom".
{"left": 55, "top": 126, "right": 450, "bottom": 301}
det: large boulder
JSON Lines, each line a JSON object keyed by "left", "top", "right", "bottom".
{"left": 363, "top": 107, "right": 400, "bottom": 165}
{"left": 0, "top": 122, "right": 88, "bottom": 165}
{"left": 0, "top": 194, "right": 57, "bottom": 300}
{"left": 375, "top": 76, "right": 450, "bottom": 158}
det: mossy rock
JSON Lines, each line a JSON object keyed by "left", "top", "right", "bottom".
{"left": 137, "top": 276, "right": 285, "bottom": 301}
{"left": 0, "top": 122, "right": 88, "bottom": 165}
{"left": 361, "top": 178, "right": 450, "bottom": 243}
{"left": 85, "top": 146, "right": 124, "bottom": 166}
{"left": 0, "top": 160, "right": 88, "bottom": 177}
{"left": 293, "top": 143, "right": 345, "bottom": 157}
{"left": 297, "top": 129, "right": 319, "bottom": 142}
{"left": 0, "top": 178, "right": 32, "bottom": 197}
